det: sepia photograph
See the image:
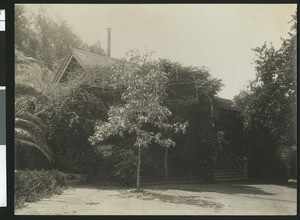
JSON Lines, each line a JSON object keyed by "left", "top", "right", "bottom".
{"left": 14, "top": 4, "right": 297, "bottom": 215}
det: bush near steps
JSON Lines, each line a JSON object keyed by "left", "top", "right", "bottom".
{"left": 15, "top": 170, "right": 68, "bottom": 209}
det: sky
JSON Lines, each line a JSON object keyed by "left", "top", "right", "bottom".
{"left": 23, "top": 4, "right": 296, "bottom": 99}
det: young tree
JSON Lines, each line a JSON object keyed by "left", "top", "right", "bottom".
{"left": 89, "top": 51, "right": 188, "bottom": 190}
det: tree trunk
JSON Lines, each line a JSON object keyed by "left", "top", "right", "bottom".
{"left": 295, "top": 153, "right": 297, "bottom": 179}
{"left": 136, "top": 145, "right": 141, "bottom": 191}
{"left": 164, "top": 147, "right": 169, "bottom": 179}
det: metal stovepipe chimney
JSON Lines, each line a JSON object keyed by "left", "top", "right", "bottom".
{"left": 107, "top": 28, "right": 112, "bottom": 57}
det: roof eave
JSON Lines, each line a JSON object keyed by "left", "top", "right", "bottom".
{"left": 52, "top": 52, "right": 74, "bottom": 83}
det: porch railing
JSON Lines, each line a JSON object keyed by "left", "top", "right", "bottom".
{"left": 218, "top": 147, "right": 248, "bottom": 178}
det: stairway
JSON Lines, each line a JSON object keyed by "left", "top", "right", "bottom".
{"left": 214, "top": 160, "right": 249, "bottom": 182}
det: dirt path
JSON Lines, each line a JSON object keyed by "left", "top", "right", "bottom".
{"left": 15, "top": 183, "right": 297, "bottom": 215}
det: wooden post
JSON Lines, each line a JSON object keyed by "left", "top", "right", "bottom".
{"left": 243, "top": 157, "right": 248, "bottom": 178}
{"left": 164, "top": 147, "right": 169, "bottom": 179}
{"left": 295, "top": 154, "right": 297, "bottom": 179}
{"left": 136, "top": 145, "right": 141, "bottom": 191}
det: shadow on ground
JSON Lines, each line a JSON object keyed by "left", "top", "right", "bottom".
{"left": 73, "top": 181, "right": 277, "bottom": 196}
{"left": 119, "top": 190, "right": 224, "bottom": 209}
{"left": 146, "top": 183, "right": 275, "bottom": 196}
{"left": 70, "top": 183, "right": 131, "bottom": 191}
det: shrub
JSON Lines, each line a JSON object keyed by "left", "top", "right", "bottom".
{"left": 110, "top": 147, "right": 138, "bottom": 186}
{"left": 44, "top": 87, "right": 111, "bottom": 174}
{"left": 110, "top": 145, "right": 166, "bottom": 185}
{"left": 14, "top": 170, "right": 68, "bottom": 209}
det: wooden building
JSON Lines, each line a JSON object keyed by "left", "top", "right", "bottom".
{"left": 53, "top": 48, "right": 248, "bottom": 182}
{"left": 52, "top": 48, "right": 128, "bottom": 83}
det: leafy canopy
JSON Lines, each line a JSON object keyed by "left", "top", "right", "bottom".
{"left": 234, "top": 11, "right": 297, "bottom": 169}
{"left": 89, "top": 50, "right": 188, "bottom": 149}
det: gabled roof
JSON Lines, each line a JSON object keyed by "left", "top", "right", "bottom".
{"left": 52, "top": 50, "right": 236, "bottom": 110}
{"left": 52, "top": 49, "right": 125, "bottom": 83}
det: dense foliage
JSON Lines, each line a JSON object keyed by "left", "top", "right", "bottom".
{"left": 234, "top": 13, "right": 297, "bottom": 180}
{"left": 15, "top": 5, "right": 106, "bottom": 71}
{"left": 14, "top": 5, "right": 97, "bottom": 168}
{"left": 89, "top": 51, "right": 190, "bottom": 189}
{"left": 43, "top": 86, "right": 111, "bottom": 173}
{"left": 158, "top": 59, "right": 224, "bottom": 181}
{"left": 15, "top": 6, "right": 227, "bottom": 182}
{"left": 15, "top": 83, "right": 55, "bottom": 169}
{"left": 110, "top": 147, "right": 138, "bottom": 185}
{"left": 14, "top": 4, "right": 112, "bottom": 173}
{"left": 15, "top": 44, "right": 227, "bottom": 185}
{"left": 15, "top": 170, "right": 68, "bottom": 209}
{"left": 87, "top": 51, "right": 226, "bottom": 186}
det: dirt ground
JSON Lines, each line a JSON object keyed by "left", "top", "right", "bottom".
{"left": 15, "top": 182, "right": 297, "bottom": 215}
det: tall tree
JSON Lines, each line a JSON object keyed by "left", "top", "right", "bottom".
{"left": 87, "top": 41, "right": 106, "bottom": 56}
{"left": 15, "top": 5, "right": 105, "bottom": 70}
{"left": 15, "top": 5, "right": 31, "bottom": 48}
{"left": 234, "top": 11, "right": 297, "bottom": 179}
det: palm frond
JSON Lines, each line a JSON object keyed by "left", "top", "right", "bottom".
{"left": 15, "top": 111, "right": 46, "bottom": 132}
{"left": 15, "top": 127, "right": 54, "bottom": 163}
{"left": 15, "top": 139, "right": 54, "bottom": 163}
{"left": 15, "top": 127, "right": 36, "bottom": 141}
{"left": 15, "top": 127, "right": 47, "bottom": 152}
{"left": 15, "top": 83, "right": 42, "bottom": 99}
{"left": 15, "top": 118, "right": 45, "bottom": 138}
{"left": 15, "top": 83, "right": 54, "bottom": 165}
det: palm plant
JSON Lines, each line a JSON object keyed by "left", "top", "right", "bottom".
{"left": 15, "top": 83, "right": 54, "bottom": 164}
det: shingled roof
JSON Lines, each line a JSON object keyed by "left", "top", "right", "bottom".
{"left": 52, "top": 49, "right": 125, "bottom": 83}
{"left": 52, "top": 49, "right": 236, "bottom": 111}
